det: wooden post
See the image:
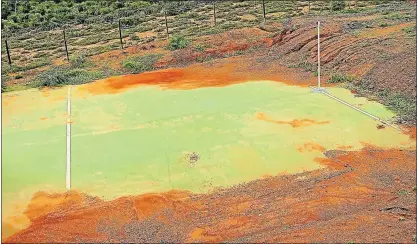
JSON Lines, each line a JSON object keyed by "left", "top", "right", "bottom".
{"left": 262, "top": 0, "right": 266, "bottom": 23}
{"left": 213, "top": 0, "right": 216, "bottom": 26}
{"left": 164, "top": 9, "right": 169, "bottom": 39}
{"left": 4, "top": 36, "right": 12, "bottom": 66}
{"left": 63, "top": 28, "right": 69, "bottom": 61}
{"left": 118, "top": 19, "right": 123, "bottom": 49}
{"left": 308, "top": 0, "right": 311, "bottom": 13}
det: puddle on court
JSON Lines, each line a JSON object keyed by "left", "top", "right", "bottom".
{"left": 2, "top": 80, "right": 415, "bottom": 237}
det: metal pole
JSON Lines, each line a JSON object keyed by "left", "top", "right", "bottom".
{"left": 213, "top": 0, "right": 216, "bottom": 26}
{"left": 317, "top": 21, "right": 321, "bottom": 88}
{"left": 262, "top": 0, "right": 266, "bottom": 23}
{"left": 63, "top": 28, "right": 69, "bottom": 61}
{"left": 164, "top": 9, "right": 169, "bottom": 39}
{"left": 118, "top": 19, "right": 123, "bottom": 49}
{"left": 66, "top": 86, "right": 71, "bottom": 191}
{"left": 5, "top": 37, "right": 12, "bottom": 66}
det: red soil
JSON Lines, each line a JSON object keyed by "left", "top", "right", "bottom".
{"left": 256, "top": 112, "right": 330, "bottom": 128}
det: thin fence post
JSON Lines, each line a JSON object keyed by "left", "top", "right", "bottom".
{"left": 213, "top": 0, "right": 216, "bottom": 26}
{"left": 262, "top": 0, "right": 266, "bottom": 23}
{"left": 63, "top": 28, "right": 69, "bottom": 61}
{"left": 118, "top": 19, "right": 123, "bottom": 49}
{"left": 308, "top": 0, "right": 311, "bottom": 13}
{"left": 164, "top": 9, "right": 169, "bottom": 39}
{"left": 317, "top": 21, "right": 321, "bottom": 88}
{"left": 66, "top": 86, "right": 71, "bottom": 191}
{"left": 4, "top": 35, "right": 12, "bottom": 66}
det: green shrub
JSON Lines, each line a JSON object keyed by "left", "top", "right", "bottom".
{"left": 297, "top": 59, "right": 317, "bottom": 72}
{"left": 130, "top": 34, "right": 141, "bottom": 41}
{"left": 347, "top": 80, "right": 416, "bottom": 123}
{"left": 403, "top": 25, "right": 416, "bottom": 36}
{"left": 34, "top": 66, "right": 104, "bottom": 87}
{"left": 122, "top": 54, "right": 162, "bottom": 74}
{"left": 15, "top": 74, "right": 24, "bottom": 79}
{"left": 1, "top": 74, "right": 9, "bottom": 92}
{"left": 9, "top": 58, "right": 51, "bottom": 73}
{"left": 331, "top": 0, "right": 346, "bottom": 11}
{"left": 33, "top": 52, "right": 48, "bottom": 58}
{"left": 385, "top": 93, "right": 416, "bottom": 122}
{"left": 70, "top": 53, "right": 91, "bottom": 68}
{"left": 328, "top": 73, "right": 355, "bottom": 83}
{"left": 167, "top": 35, "right": 189, "bottom": 51}
{"left": 384, "top": 12, "right": 412, "bottom": 21}
{"left": 379, "top": 22, "right": 388, "bottom": 27}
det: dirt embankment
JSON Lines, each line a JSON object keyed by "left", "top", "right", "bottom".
{"left": 5, "top": 141, "right": 416, "bottom": 243}
{"left": 266, "top": 18, "right": 416, "bottom": 101}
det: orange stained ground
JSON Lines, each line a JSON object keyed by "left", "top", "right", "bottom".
{"left": 78, "top": 56, "right": 319, "bottom": 96}
{"left": 6, "top": 144, "right": 415, "bottom": 243}
{"left": 256, "top": 112, "right": 330, "bottom": 128}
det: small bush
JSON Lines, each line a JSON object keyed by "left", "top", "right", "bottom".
{"left": 194, "top": 45, "right": 205, "bottom": 52}
{"left": 297, "top": 59, "right": 317, "bottom": 72}
{"left": 384, "top": 12, "right": 412, "bottom": 21}
{"left": 167, "top": 35, "right": 189, "bottom": 51}
{"left": 328, "top": 73, "right": 355, "bottom": 83}
{"left": 122, "top": 54, "right": 162, "bottom": 74}
{"left": 70, "top": 53, "right": 91, "bottom": 68}
{"left": 331, "top": 0, "right": 346, "bottom": 11}
{"left": 1, "top": 75, "right": 9, "bottom": 92}
{"left": 385, "top": 93, "right": 416, "bottom": 122}
{"left": 348, "top": 79, "right": 417, "bottom": 123}
{"left": 10, "top": 58, "right": 51, "bottom": 73}
{"left": 403, "top": 25, "right": 416, "bottom": 36}
{"left": 379, "top": 22, "right": 388, "bottom": 27}
{"left": 15, "top": 74, "right": 24, "bottom": 79}
{"left": 130, "top": 34, "right": 141, "bottom": 41}
{"left": 34, "top": 66, "right": 104, "bottom": 87}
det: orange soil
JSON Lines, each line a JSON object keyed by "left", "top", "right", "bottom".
{"left": 24, "top": 191, "right": 103, "bottom": 223}
{"left": 6, "top": 145, "right": 416, "bottom": 243}
{"left": 402, "top": 126, "right": 417, "bottom": 140}
{"left": 256, "top": 112, "right": 330, "bottom": 128}
{"left": 79, "top": 56, "right": 318, "bottom": 96}
{"left": 358, "top": 22, "right": 415, "bottom": 38}
{"left": 298, "top": 142, "right": 326, "bottom": 153}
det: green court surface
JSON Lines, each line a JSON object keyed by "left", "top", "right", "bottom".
{"left": 2, "top": 80, "right": 414, "bottom": 229}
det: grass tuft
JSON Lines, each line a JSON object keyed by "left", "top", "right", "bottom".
{"left": 122, "top": 54, "right": 162, "bottom": 74}
{"left": 34, "top": 66, "right": 104, "bottom": 87}
{"left": 328, "top": 73, "right": 355, "bottom": 83}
